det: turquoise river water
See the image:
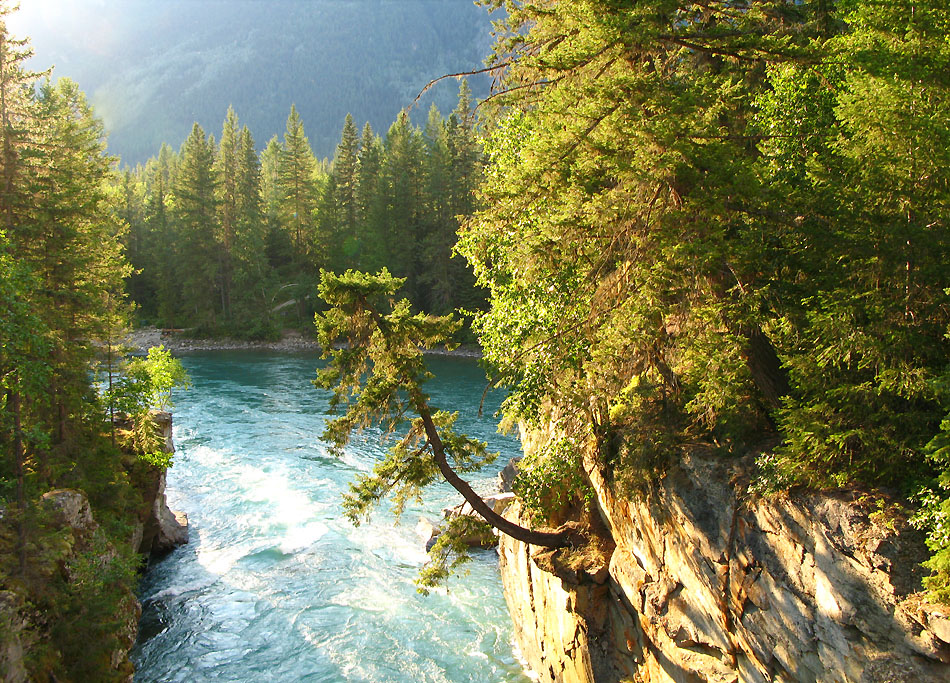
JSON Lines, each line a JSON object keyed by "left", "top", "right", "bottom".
{"left": 131, "top": 351, "right": 532, "bottom": 682}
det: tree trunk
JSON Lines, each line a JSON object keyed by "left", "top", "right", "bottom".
{"left": 739, "top": 324, "right": 790, "bottom": 409}
{"left": 412, "top": 394, "right": 568, "bottom": 548}
{"left": 8, "top": 385, "right": 27, "bottom": 574}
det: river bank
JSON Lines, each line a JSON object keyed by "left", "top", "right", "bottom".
{"left": 126, "top": 326, "right": 481, "bottom": 356}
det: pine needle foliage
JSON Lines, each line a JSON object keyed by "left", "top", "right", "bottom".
{"left": 460, "top": 0, "right": 950, "bottom": 598}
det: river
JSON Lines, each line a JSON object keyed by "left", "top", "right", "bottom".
{"left": 131, "top": 351, "right": 531, "bottom": 682}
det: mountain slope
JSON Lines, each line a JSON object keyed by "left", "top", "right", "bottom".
{"left": 11, "top": 0, "right": 494, "bottom": 164}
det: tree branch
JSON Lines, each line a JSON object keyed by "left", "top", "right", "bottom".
{"left": 412, "top": 391, "right": 568, "bottom": 547}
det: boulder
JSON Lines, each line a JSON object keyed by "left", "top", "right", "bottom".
{"left": 416, "top": 517, "right": 441, "bottom": 551}
{"left": 40, "top": 489, "right": 97, "bottom": 534}
{"left": 498, "top": 458, "right": 521, "bottom": 493}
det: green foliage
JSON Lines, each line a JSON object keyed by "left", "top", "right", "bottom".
{"left": 342, "top": 410, "right": 495, "bottom": 524}
{"left": 314, "top": 271, "right": 490, "bottom": 519}
{"left": 460, "top": 0, "right": 950, "bottom": 499}
{"left": 454, "top": 0, "right": 950, "bottom": 601}
{"left": 909, "top": 365, "right": 950, "bottom": 602}
{"left": 102, "top": 345, "right": 188, "bottom": 465}
{"left": 0, "top": 6, "right": 168, "bottom": 677}
{"left": 120, "top": 85, "right": 484, "bottom": 336}
{"left": 50, "top": 530, "right": 139, "bottom": 681}
{"left": 415, "top": 515, "right": 493, "bottom": 596}
{"left": 513, "top": 437, "right": 591, "bottom": 523}
{"left": 314, "top": 269, "right": 564, "bottom": 583}
{"left": 132, "top": 345, "right": 191, "bottom": 411}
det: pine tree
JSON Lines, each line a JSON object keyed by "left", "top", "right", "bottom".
{"left": 278, "top": 105, "right": 318, "bottom": 263}
{"left": 420, "top": 104, "right": 453, "bottom": 312}
{"left": 214, "top": 106, "right": 240, "bottom": 322}
{"left": 173, "top": 123, "right": 219, "bottom": 326}
{"left": 232, "top": 124, "right": 273, "bottom": 333}
{"left": 355, "top": 122, "right": 383, "bottom": 270}
{"left": 117, "top": 168, "right": 149, "bottom": 315}
{"left": 334, "top": 113, "right": 360, "bottom": 266}
{"left": 145, "top": 143, "right": 178, "bottom": 325}
{"left": 260, "top": 135, "right": 293, "bottom": 272}
{"left": 378, "top": 111, "right": 424, "bottom": 303}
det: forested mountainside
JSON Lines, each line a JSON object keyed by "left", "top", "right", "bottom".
{"left": 9, "top": 0, "right": 493, "bottom": 165}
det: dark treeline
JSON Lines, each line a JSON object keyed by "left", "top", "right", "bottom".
{"left": 116, "top": 83, "right": 483, "bottom": 339}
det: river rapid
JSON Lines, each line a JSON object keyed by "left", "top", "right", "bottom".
{"left": 132, "top": 351, "right": 531, "bottom": 682}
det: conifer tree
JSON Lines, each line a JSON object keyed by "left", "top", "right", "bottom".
{"left": 214, "top": 106, "right": 241, "bottom": 321}
{"left": 278, "top": 105, "right": 318, "bottom": 262}
{"left": 355, "top": 121, "right": 383, "bottom": 270}
{"left": 174, "top": 123, "right": 219, "bottom": 325}
{"left": 420, "top": 104, "right": 453, "bottom": 312}
{"left": 321, "top": 113, "right": 360, "bottom": 270}
{"left": 260, "top": 135, "right": 294, "bottom": 272}
{"left": 377, "top": 111, "right": 424, "bottom": 303}
{"left": 145, "top": 143, "right": 178, "bottom": 324}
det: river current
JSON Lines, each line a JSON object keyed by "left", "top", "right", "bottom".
{"left": 131, "top": 351, "right": 531, "bottom": 682}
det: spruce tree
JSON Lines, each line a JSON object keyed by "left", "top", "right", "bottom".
{"left": 260, "top": 135, "right": 294, "bottom": 272}
{"left": 378, "top": 111, "right": 424, "bottom": 303}
{"left": 173, "top": 123, "right": 219, "bottom": 326}
{"left": 355, "top": 122, "right": 383, "bottom": 271}
{"left": 278, "top": 105, "right": 318, "bottom": 263}
{"left": 214, "top": 106, "right": 240, "bottom": 322}
{"left": 145, "top": 144, "right": 179, "bottom": 325}
{"left": 233, "top": 124, "right": 271, "bottom": 331}
{"left": 322, "top": 112, "right": 360, "bottom": 271}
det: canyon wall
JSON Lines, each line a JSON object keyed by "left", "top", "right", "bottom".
{"left": 500, "top": 443, "right": 950, "bottom": 682}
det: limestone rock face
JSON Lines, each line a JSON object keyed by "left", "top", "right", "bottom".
{"left": 139, "top": 469, "right": 189, "bottom": 554}
{"left": 499, "top": 451, "right": 950, "bottom": 682}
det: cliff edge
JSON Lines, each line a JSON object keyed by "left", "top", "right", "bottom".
{"left": 500, "top": 447, "right": 950, "bottom": 682}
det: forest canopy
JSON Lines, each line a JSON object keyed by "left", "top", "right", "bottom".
{"left": 116, "top": 88, "right": 484, "bottom": 338}
{"left": 451, "top": 0, "right": 950, "bottom": 593}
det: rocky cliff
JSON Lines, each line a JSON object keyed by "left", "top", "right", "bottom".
{"left": 499, "top": 442, "right": 950, "bottom": 682}
{"left": 131, "top": 411, "right": 189, "bottom": 556}
{"left": 0, "top": 412, "right": 188, "bottom": 681}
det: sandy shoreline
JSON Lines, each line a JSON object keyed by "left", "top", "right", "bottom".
{"left": 125, "top": 327, "right": 481, "bottom": 357}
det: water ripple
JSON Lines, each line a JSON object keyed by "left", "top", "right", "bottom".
{"left": 133, "top": 352, "right": 529, "bottom": 682}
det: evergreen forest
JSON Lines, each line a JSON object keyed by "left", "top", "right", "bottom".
{"left": 117, "top": 89, "right": 484, "bottom": 339}
{"left": 2, "top": 0, "right": 950, "bottom": 680}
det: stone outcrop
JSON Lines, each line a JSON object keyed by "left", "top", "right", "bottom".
{"left": 0, "top": 412, "right": 188, "bottom": 681}
{"left": 40, "top": 488, "right": 97, "bottom": 532}
{"left": 136, "top": 468, "right": 189, "bottom": 555}
{"left": 133, "top": 411, "right": 189, "bottom": 556}
{"left": 499, "top": 449, "right": 950, "bottom": 682}
{"left": 34, "top": 488, "right": 141, "bottom": 681}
